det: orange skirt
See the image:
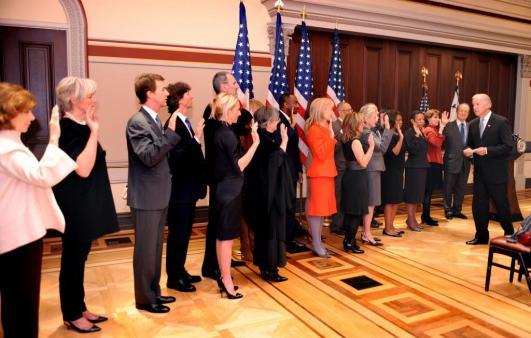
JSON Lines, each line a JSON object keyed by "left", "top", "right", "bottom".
{"left": 307, "top": 177, "right": 336, "bottom": 217}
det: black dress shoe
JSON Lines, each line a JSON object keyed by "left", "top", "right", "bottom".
{"left": 231, "top": 259, "right": 246, "bottom": 267}
{"left": 288, "top": 240, "right": 306, "bottom": 248}
{"left": 64, "top": 321, "right": 101, "bottom": 333}
{"left": 422, "top": 217, "right": 439, "bottom": 226}
{"left": 156, "top": 295, "right": 176, "bottom": 304}
{"left": 87, "top": 315, "right": 108, "bottom": 324}
{"left": 445, "top": 211, "right": 453, "bottom": 219}
{"left": 453, "top": 212, "right": 467, "bottom": 219}
{"left": 202, "top": 269, "right": 221, "bottom": 280}
{"left": 370, "top": 219, "right": 381, "bottom": 228}
{"left": 167, "top": 278, "right": 196, "bottom": 292}
{"left": 350, "top": 245, "right": 364, "bottom": 254}
{"left": 183, "top": 271, "right": 202, "bottom": 284}
{"left": 136, "top": 303, "right": 170, "bottom": 313}
{"left": 466, "top": 238, "right": 489, "bottom": 245}
{"left": 260, "top": 270, "right": 288, "bottom": 283}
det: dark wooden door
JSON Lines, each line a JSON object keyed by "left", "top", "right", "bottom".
{"left": 0, "top": 26, "right": 67, "bottom": 158}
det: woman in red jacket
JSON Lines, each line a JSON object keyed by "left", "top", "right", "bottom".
{"left": 422, "top": 109, "right": 449, "bottom": 225}
{"left": 306, "top": 97, "right": 337, "bottom": 258}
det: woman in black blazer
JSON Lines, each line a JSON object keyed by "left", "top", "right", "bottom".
{"left": 403, "top": 110, "right": 429, "bottom": 232}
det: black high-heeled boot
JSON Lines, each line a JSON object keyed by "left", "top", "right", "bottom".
{"left": 343, "top": 233, "right": 354, "bottom": 252}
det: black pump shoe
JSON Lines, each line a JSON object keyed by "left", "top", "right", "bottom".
{"left": 260, "top": 270, "right": 288, "bottom": 283}
{"left": 218, "top": 277, "right": 243, "bottom": 299}
{"left": 421, "top": 216, "right": 439, "bottom": 226}
{"left": 87, "top": 315, "right": 108, "bottom": 324}
{"left": 64, "top": 321, "right": 101, "bottom": 333}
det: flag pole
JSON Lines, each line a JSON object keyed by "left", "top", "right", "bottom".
{"left": 455, "top": 70, "right": 462, "bottom": 87}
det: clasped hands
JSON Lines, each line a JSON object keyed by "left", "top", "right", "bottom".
{"left": 463, "top": 147, "right": 487, "bottom": 157}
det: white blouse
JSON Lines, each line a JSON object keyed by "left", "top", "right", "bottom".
{"left": 0, "top": 130, "right": 77, "bottom": 254}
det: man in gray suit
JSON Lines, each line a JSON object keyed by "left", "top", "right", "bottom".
{"left": 329, "top": 101, "right": 353, "bottom": 234}
{"left": 126, "top": 73, "right": 181, "bottom": 313}
{"left": 443, "top": 103, "right": 471, "bottom": 220}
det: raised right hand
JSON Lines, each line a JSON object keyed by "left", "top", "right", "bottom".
{"left": 85, "top": 104, "right": 100, "bottom": 135}
{"left": 251, "top": 122, "right": 260, "bottom": 145}
{"left": 49, "top": 105, "right": 61, "bottom": 145}
{"left": 194, "top": 118, "right": 205, "bottom": 139}
{"left": 280, "top": 123, "right": 288, "bottom": 143}
{"left": 368, "top": 133, "right": 375, "bottom": 147}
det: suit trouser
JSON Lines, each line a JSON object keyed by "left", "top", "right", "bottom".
{"left": 59, "top": 239, "right": 92, "bottom": 321}
{"left": 131, "top": 207, "right": 167, "bottom": 305}
{"left": 0, "top": 239, "right": 42, "bottom": 338}
{"left": 472, "top": 177, "right": 514, "bottom": 240}
{"left": 286, "top": 178, "right": 300, "bottom": 242}
{"left": 202, "top": 185, "right": 219, "bottom": 275}
{"left": 443, "top": 165, "right": 469, "bottom": 212}
{"left": 166, "top": 202, "right": 196, "bottom": 282}
{"left": 330, "top": 170, "right": 344, "bottom": 231}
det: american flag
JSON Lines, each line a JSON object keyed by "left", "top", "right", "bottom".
{"left": 231, "top": 1, "right": 254, "bottom": 110}
{"left": 326, "top": 29, "right": 346, "bottom": 115}
{"left": 293, "top": 20, "right": 313, "bottom": 163}
{"left": 449, "top": 85, "right": 459, "bottom": 121}
{"left": 419, "top": 84, "right": 429, "bottom": 112}
{"left": 266, "top": 12, "right": 288, "bottom": 109}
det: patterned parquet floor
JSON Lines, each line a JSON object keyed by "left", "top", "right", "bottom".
{"left": 32, "top": 191, "right": 531, "bottom": 337}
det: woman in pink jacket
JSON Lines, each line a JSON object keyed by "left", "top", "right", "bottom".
{"left": 0, "top": 83, "right": 77, "bottom": 338}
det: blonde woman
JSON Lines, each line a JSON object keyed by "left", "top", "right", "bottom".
{"left": 306, "top": 97, "right": 337, "bottom": 258}
{"left": 212, "top": 93, "right": 259, "bottom": 298}
{"left": 359, "top": 103, "right": 393, "bottom": 246}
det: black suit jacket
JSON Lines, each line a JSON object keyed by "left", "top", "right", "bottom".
{"left": 278, "top": 111, "right": 302, "bottom": 182}
{"left": 443, "top": 120, "right": 471, "bottom": 174}
{"left": 165, "top": 114, "right": 207, "bottom": 203}
{"left": 467, "top": 112, "right": 512, "bottom": 184}
{"left": 404, "top": 127, "right": 429, "bottom": 169}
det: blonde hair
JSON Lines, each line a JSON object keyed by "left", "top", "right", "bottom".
{"left": 359, "top": 103, "right": 378, "bottom": 121}
{"left": 341, "top": 111, "right": 364, "bottom": 142}
{"left": 211, "top": 93, "right": 239, "bottom": 121}
{"left": 56, "top": 76, "right": 97, "bottom": 112}
{"left": 248, "top": 99, "right": 264, "bottom": 114}
{"left": 0, "top": 82, "right": 36, "bottom": 130}
{"left": 305, "top": 97, "right": 334, "bottom": 132}
{"left": 425, "top": 109, "right": 440, "bottom": 119}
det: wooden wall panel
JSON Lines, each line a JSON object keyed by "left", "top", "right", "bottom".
{"left": 286, "top": 27, "right": 517, "bottom": 125}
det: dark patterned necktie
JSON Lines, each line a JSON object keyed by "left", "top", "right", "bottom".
{"left": 460, "top": 122, "right": 466, "bottom": 144}
{"left": 185, "top": 117, "right": 194, "bottom": 137}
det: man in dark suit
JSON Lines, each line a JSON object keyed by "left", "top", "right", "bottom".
{"left": 126, "top": 73, "right": 180, "bottom": 313}
{"left": 201, "top": 72, "right": 247, "bottom": 280}
{"left": 330, "top": 101, "right": 352, "bottom": 234}
{"left": 443, "top": 103, "right": 471, "bottom": 220}
{"left": 278, "top": 93, "right": 306, "bottom": 250}
{"left": 464, "top": 94, "right": 514, "bottom": 245}
{"left": 165, "top": 82, "right": 206, "bottom": 293}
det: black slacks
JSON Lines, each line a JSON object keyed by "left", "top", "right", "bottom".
{"left": 286, "top": 177, "right": 300, "bottom": 241}
{"left": 472, "top": 177, "right": 514, "bottom": 240}
{"left": 0, "top": 239, "right": 43, "bottom": 338}
{"left": 443, "top": 164, "right": 469, "bottom": 213}
{"left": 166, "top": 201, "right": 196, "bottom": 282}
{"left": 59, "top": 238, "right": 92, "bottom": 321}
{"left": 201, "top": 185, "right": 219, "bottom": 276}
{"left": 131, "top": 207, "right": 167, "bottom": 305}
{"left": 330, "top": 170, "right": 345, "bottom": 231}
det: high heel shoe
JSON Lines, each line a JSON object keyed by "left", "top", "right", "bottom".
{"left": 312, "top": 249, "right": 331, "bottom": 258}
{"left": 64, "top": 321, "right": 101, "bottom": 333}
{"left": 218, "top": 277, "right": 243, "bottom": 299}
{"left": 361, "top": 233, "right": 383, "bottom": 246}
{"left": 86, "top": 315, "right": 108, "bottom": 324}
{"left": 216, "top": 278, "right": 238, "bottom": 291}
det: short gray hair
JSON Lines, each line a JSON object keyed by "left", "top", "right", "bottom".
{"left": 56, "top": 76, "right": 97, "bottom": 112}
{"left": 254, "top": 106, "right": 279, "bottom": 129}
{"left": 472, "top": 93, "right": 492, "bottom": 107}
{"left": 212, "top": 71, "right": 230, "bottom": 94}
{"left": 359, "top": 103, "right": 378, "bottom": 120}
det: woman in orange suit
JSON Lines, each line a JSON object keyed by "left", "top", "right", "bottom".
{"left": 305, "top": 97, "right": 337, "bottom": 258}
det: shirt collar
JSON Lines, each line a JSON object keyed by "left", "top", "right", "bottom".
{"left": 142, "top": 105, "right": 159, "bottom": 122}
{"left": 482, "top": 110, "right": 492, "bottom": 124}
{"left": 279, "top": 110, "right": 290, "bottom": 122}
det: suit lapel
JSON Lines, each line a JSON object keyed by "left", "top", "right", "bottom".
{"left": 140, "top": 107, "right": 162, "bottom": 137}
{"left": 176, "top": 117, "right": 192, "bottom": 141}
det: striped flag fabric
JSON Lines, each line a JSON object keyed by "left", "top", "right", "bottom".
{"left": 419, "top": 85, "right": 430, "bottom": 113}
{"left": 293, "top": 20, "right": 313, "bottom": 164}
{"left": 449, "top": 85, "right": 459, "bottom": 121}
{"left": 326, "top": 29, "right": 346, "bottom": 114}
{"left": 231, "top": 1, "right": 254, "bottom": 110}
{"left": 266, "top": 12, "right": 288, "bottom": 110}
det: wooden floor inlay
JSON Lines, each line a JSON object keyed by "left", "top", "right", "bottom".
{"left": 31, "top": 191, "right": 531, "bottom": 337}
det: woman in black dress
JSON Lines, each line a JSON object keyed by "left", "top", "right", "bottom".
{"left": 381, "top": 110, "right": 405, "bottom": 237}
{"left": 212, "top": 93, "right": 259, "bottom": 299}
{"left": 244, "top": 107, "right": 293, "bottom": 282}
{"left": 403, "top": 110, "right": 429, "bottom": 232}
{"left": 53, "top": 77, "right": 119, "bottom": 333}
{"left": 341, "top": 112, "right": 374, "bottom": 253}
